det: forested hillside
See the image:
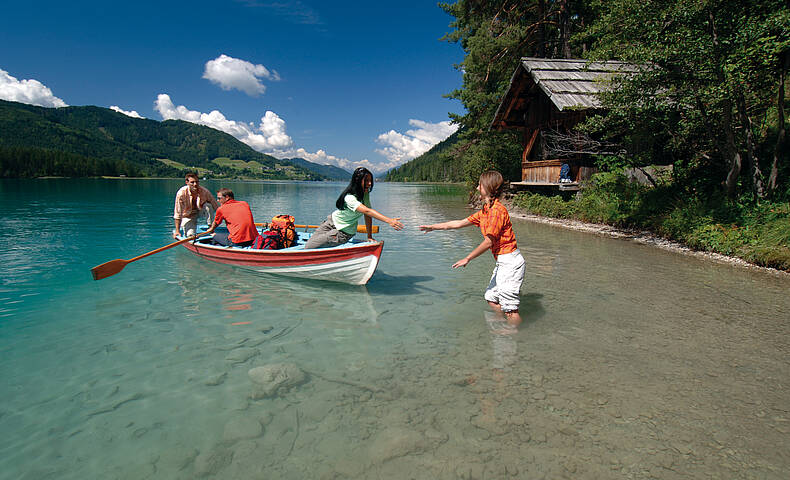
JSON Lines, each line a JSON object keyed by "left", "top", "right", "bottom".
{"left": 0, "top": 100, "right": 324, "bottom": 180}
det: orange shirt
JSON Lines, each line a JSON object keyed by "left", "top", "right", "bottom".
{"left": 467, "top": 199, "right": 518, "bottom": 258}
{"left": 213, "top": 199, "right": 259, "bottom": 243}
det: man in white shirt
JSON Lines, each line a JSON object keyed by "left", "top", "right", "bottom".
{"left": 172, "top": 172, "right": 218, "bottom": 238}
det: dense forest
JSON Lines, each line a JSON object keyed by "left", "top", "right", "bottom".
{"left": 0, "top": 100, "right": 329, "bottom": 180}
{"left": 391, "top": 0, "right": 788, "bottom": 203}
{"left": 0, "top": 145, "right": 143, "bottom": 178}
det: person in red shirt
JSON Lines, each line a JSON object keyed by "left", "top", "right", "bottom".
{"left": 205, "top": 188, "right": 259, "bottom": 248}
{"left": 419, "top": 170, "right": 525, "bottom": 329}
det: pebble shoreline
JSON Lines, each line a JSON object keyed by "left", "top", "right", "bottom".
{"left": 505, "top": 202, "right": 790, "bottom": 277}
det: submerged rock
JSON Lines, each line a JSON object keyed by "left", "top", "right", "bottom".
{"left": 156, "top": 446, "right": 198, "bottom": 473}
{"left": 223, "top": 416, "right": 263, "bottom": 442}
{"left": 225, "top": 348, "right": 259, "bottom": 365}
{"left": 367, "top": 427, "right": 429, "bottom": 463}
{"left": 205, "top": 372, "right": 228, "bottom": 386}
{"left": 248, "top": 363, "right": 307, "bottom": 399}
{"left": 193, "top": 447, "right": 233, "bottom": 477}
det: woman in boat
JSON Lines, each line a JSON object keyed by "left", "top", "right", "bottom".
{"left": 304, "top": 167, "right": 403, "bottom": 249}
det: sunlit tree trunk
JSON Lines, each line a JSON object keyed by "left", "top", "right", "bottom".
{"left": 767, "top": 50, "right": 788, "bottom": 192}
{"left": 722, "top": 100, "right": 742, "bottom": 198}
{"left": 737, "top": 90, "right": 765, "bottom": 198}
{"left": 706, "top": 10, "right": 741, "bottom": 198}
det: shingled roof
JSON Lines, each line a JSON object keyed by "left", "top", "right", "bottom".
{"left": 491, "top": 57, "right": 640, "bottom": 129}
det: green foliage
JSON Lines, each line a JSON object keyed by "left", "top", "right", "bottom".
{"left": 0, "top": 145, "right": 145, "bottom": 178}
{"left": 512, "top": 193, "right": 578, "bottom": 219}
{"left": 0, "top": 100, "right": 325, "bottom": 180}
{"left": 460, "top": 133, "right": 522, "bottom": 187}
{"left": 581, "top": 0, "right": 790, "bottom": 197}
{"left": 212, "top": 158, "right": 266, "bottom": 171}
{"left": 574, "top": 172, "right": 647, "bottom": 225}
{"left": 512, "top": 172, "right": 790, "bottom": 270}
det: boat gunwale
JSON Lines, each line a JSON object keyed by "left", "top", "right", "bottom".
{"left": 179, "top": 238, "right": 383, "bottom": 256}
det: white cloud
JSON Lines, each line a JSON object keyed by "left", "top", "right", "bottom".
{"left": 203, "top": 54, "right": 280, "bottom": 96}
{"left": 154, "top": 94, "right": 293, "bottom": 151}
{"left": 110, "top": 105, "right": 143, "bottom": 118}
{"left": 273, "top": 147, "right": 352, "bottom": 169}
{"left": 151, "top": 95, "right": 445, "bottom": 175}
{"left": 0, "top": 68, "right": 67, "bottom": 108}
{"left": 375, "top": 119, "right": 458, "bottom": 166}
{"left": 269, "top": 147, "right": 401, "bottom": 175}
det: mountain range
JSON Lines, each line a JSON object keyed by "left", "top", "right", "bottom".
{"left": 0, "top": 100, "right": 351, "bottom": 180}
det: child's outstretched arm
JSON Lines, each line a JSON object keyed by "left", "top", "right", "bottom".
{"left": 419, "top": 218, "right": 473, "bottom": 232}
{"left": 452, "top": 235, "right": 493, "bottom": 268}
{"left": 356, "top": 204, "right": 404, "bottom": 233}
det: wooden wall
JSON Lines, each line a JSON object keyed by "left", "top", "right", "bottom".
{"left": 521, "top": 159, "right": 596, "bottom": 184}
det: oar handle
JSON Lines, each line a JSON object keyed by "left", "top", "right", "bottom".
{"left": 128, "top": 232, "right": 210, "bottom": 262}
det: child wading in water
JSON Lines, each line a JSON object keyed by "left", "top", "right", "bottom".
{"left": 419, "top": 170, "right": 525, "bottom": 329}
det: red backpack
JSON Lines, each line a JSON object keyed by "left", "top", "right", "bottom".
{"left": 253, "top": 230, "right": 283, "bottom": 250}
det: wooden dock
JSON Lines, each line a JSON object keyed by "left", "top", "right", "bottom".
{"left": 510, "top": 181, "right": 580, "bottom": 192}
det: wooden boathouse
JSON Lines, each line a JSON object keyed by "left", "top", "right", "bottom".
{"left": 491, "top": 58, "right": 638, "bottom": 191}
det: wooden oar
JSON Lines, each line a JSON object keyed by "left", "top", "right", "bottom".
{"left": 91, "top": 232, "right": 210, "bottom": 281}
{"left": 255, "top": 222, "right": 379, "bottom": 233}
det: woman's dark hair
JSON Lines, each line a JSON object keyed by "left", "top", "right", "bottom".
{"left": 336, "top": 167, "right": 373, "bottom": 209}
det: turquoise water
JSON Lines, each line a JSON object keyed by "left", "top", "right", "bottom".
{"left": 2, "top": 179, "right": 789, "bottom": 479}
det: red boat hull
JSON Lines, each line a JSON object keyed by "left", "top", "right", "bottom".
{"left": 180, "top": 239, "right": 384, "bottom": 285}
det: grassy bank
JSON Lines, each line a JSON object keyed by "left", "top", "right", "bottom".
{"left": 511, "top": 172, "right": 790, "bottom": 271}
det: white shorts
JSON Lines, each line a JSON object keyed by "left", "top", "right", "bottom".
{"left": 484, "top": 249, "right": 525, "bottom": 313}
{"left": 179, "top": 203, "right": 216, "bottom": 236}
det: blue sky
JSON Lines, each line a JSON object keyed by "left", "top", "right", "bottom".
{"left": 0, "top": 0, "right": 464, "bottom": 173}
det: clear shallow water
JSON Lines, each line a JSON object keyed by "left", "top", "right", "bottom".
{"left": 1, "top": 178, "right": 789, "bottom": 479}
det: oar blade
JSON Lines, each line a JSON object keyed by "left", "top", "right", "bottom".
{"left": 91, "top": 259, "right": 129, "bottom": 281}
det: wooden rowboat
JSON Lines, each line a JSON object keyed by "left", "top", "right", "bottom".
{"left": 178, "top": 227, "right": 384, "bottom": 285}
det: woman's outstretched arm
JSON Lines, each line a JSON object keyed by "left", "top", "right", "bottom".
{"left": 356, "top": 204, "right": 403, "bottom": 231}
{"left": 419, "top": 218, "right": 473, "bottom": 232}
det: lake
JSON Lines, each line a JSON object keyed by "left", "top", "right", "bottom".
{"left": 1, "top": 178, "right": 789, "bottom": 479}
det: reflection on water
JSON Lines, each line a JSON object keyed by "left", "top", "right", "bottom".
{"left": 484, "top": 311, "right": 518, "bottom": 370}
{"left": 174, "top": 251, "right": 380, "bottom": 325}
{"left": 1, "top": 179, "right": 789, "bottom": 479}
